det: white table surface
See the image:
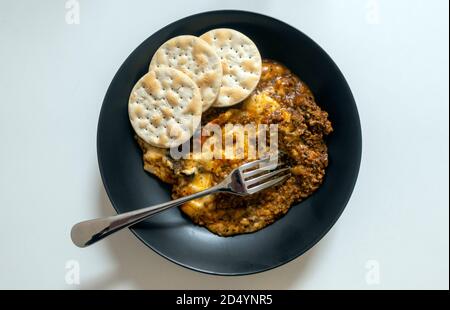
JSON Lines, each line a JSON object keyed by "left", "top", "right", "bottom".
{"left": 0, "top": 0, "right": 448, "bottom": 290}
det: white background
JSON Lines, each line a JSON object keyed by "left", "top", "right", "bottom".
{"left": 0, "top": 0, "right": 448, "bottom": 290}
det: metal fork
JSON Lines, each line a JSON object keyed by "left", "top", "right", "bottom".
{"left": 71, "top": 157, "right": 290, "bottom": 247}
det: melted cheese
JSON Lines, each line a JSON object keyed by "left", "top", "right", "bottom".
{"left": 183, "top": 172, "right": 214, "bottom": 209}
{"left": 243, "top": 92, "right": 280, "bottom": 116}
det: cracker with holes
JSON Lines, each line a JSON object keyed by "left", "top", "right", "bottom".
{"left": 149, "top": 35, "right": 222, "bottom": 112}
{"left": 200, "top": 29, "right": 262, "bottom": 107}
{"left": 128, "top": 68, "right": 202, "bottom": 148}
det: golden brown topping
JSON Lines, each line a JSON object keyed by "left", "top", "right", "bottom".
{"left": 165, "top": 91, "right": 179, "bottom": 107}
{"left": 142, "top": 71, "right": 161, "bottom": 95}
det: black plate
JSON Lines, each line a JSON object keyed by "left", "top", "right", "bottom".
{"left": 97, "top": 10, "right": 362, "bottom": 275}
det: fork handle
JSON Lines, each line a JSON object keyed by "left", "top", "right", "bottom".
{"left": 71, "top": 184, "right": 223, "bottom": 248}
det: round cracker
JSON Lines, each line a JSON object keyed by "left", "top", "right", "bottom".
{"left": 149, "top": 35, "right": 222, "bottom": 112}
{"left": 128, "top": 68, "right": 202, "bottom": 148}
{"left": 200, "top": 29, "right": 262, "bottom": 107}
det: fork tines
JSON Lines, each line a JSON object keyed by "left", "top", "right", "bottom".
{"left": 240, "top": 156, "right": 291, "bottom": 194}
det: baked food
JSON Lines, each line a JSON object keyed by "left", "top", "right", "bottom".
{"left": 128, "top": 67, "right": 202, "bottom": 148}
{"left": 200, "top": 28, "right": 262, "bottom": 107}
{"left": 149, "top": 35, "right": 222, "bottom": 111}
